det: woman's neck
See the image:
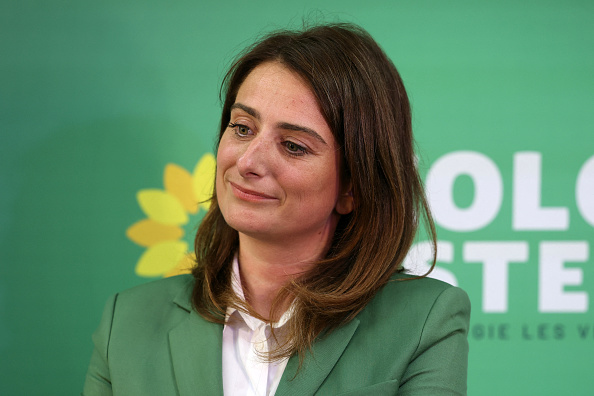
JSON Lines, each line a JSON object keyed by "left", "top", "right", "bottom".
{"left": 236, "top": 233, "right": 327, "bottom": 321}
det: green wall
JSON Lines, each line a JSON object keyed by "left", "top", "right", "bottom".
{"left": 1, "top": 1, "right": 593, "bottom": 394}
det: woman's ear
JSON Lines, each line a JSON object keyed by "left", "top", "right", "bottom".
{"left": 336, "top": 182, "right": 354, "bottom": 215}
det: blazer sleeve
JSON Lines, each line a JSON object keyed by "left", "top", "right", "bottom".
{"left": 398, "top": 286, "right": 471, "bottom": 396}
{"left": 82, "top": 294, "right": 117, "bottom": 396}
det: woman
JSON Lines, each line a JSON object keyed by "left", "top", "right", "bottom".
{"left": 84, "top": 23, "right": 470, "bottom": 395}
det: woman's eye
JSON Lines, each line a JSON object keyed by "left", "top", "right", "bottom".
{"left": 283, "top": 141, "right": 307, "bottom": 156}
{"left": 228, "top": 122, "right": 252, "bottom": 137}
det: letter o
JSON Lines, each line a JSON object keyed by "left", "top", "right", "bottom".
{"left": 426, "top": 151, "right": 503, "bottom": 231}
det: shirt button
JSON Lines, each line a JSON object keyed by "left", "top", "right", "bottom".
{"left": 255, "top": 341, "right": 265, "bottom": 352}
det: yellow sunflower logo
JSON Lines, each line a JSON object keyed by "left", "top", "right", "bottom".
{"left": 126, "top": 154, "right": 216, "bottom": 278}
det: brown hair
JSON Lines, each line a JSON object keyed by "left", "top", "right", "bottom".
{"left": 192, "top": 23, "right": 436, "bottom": 362}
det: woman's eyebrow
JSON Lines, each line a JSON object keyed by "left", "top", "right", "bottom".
{"left": 231, "top": 102, "right": 327, "bottom": 146}
{"left": 230, "top": 103, "right": 260, "bottom": 119}
{"left": 276, "top": 122, "right": 327, "bottom": 145}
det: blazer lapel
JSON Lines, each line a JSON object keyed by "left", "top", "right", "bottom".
{"left": 275, "top": 318, "right": 360, "bottom": 396}
{"left": 169, "top": 284, "right": 224, "bottom": 396}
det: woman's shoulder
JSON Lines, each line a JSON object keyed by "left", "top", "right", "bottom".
{"left": 115, "top": 274, "right": 195, "bottom": 311}
{"left": 388, "top": 271, "right": 462, "bottom": 294}
{"left": 362, "top": 272, "right": 470, "bottom": 320}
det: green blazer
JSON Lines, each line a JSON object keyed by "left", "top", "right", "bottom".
{"left": 83, "top": 273, "right": 470, "bottom": 395}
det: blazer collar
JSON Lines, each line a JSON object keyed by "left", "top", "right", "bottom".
{"left": 169, "top": 278, "right": 224, "bottom": 396}
{"left": 275, "top": 317, "right": 360, "bottom": 396}
{"left": 168, "top": 277, "right": 361, "bottom": 396}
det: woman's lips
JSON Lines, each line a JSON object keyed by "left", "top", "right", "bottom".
{"left": 230, "top": 182, "right": 277, "bottom": 201}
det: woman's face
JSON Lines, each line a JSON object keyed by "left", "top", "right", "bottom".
{"left": 216, "top": 62, "right": 353, "bottom": 250}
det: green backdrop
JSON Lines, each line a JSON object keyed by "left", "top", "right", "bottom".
{"left": 1, "top": 1, "right": 593, "bottom": 394}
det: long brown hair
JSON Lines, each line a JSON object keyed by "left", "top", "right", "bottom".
{"left": 192, "top": 23, "right": 436, "bottom": 362}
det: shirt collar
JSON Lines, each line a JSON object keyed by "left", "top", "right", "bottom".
{"left": 225, "top": 254, "right": 294, "bottom": 330}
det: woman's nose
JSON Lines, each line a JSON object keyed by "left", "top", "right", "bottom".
{"left": 236, "top": 135, "right": 273, "bottom": 178}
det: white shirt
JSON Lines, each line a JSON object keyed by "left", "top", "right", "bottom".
{"left": 222, "top": 256, "right": 292, "bottom": 396}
